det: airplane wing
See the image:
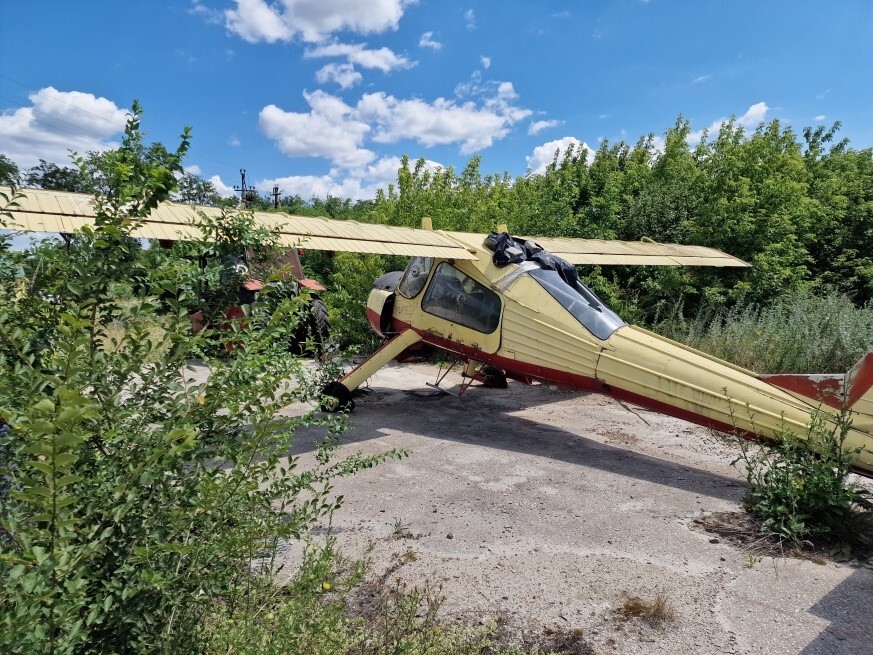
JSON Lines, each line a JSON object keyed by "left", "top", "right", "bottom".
{"left": 444, "top": 231, "right": 749, "bottom": 268}
{"left": 1, "top": 187, "right": 477, "bottom": 260}
{"left": 527, "top": 236, "right": 750, "bottom": 267}
{"left": 3, "top": 187, "right": 747, "bottom": 266}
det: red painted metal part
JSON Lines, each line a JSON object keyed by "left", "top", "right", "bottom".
{"left": 759, "top": 374, "right": 844, "bottom": 408}
{"left": 362, "top": 313, "right": 872, "bottom": 478}
{"left": 846, "top": 352, "right": 873, "bottom": 407}
{"left": 298, "top": 278, "right": 327, "bottom": 292}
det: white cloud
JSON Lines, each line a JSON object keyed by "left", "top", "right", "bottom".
{"left": 689, "top": 101, "right": 770, "bottom": 144}
{"left": 480, "top": 56, "right": 491, "bottom": 69}
{"left": 224, "top": 0, "right": 416, "bottom": 44}
{"left": 184, "top": 164, "right": 202, "bottom": 175}
{"left": 814, "top": 114, "right": 826, "bottom": 121}
{"left": 464, "top": 9, "right": 476, "bottom": 29}
{"left": 526, "top": 137, "right": 592, "bottom": 175}
{"left": 258, "top": 91, "right": 375, "bottom": 169}
{"left": 357, "top": 89, "right": 531, "bottom": 154}
{"left": 189, "top": 0, "right": 223, "bottom": 24}
{"left": 260, "top": 82, "right": 530, "bottom": 173}
{"left": 692, "top": 74, "right": 711, "bottom": 84}
{"left": 419, "top": 31, "right": 442, "bottom": 50}
{"left": 0, "top": 87, "right": 129, "bottom": 169}
{"left": 816, "top": 88, "right": 831, "bottom": 100}
{"left": 528, "top": 119, "right": 560, "bottom": 135}
{"left": 224, "top": 0, "right": 293, "bottom": 43}
{"left": 229, "top": 136, "right": 241, "bottom": 146}
{"left": 315, "top": 63, "right": 363, "bottom": 89}
{"left": 208, "top": 174, "right": 238, "bottom": 198}
{"left": 256, "top": 155, "right": 444, "bottom": 202}
{"left": 304, "top": 42, "right": 413, "bottom": 72}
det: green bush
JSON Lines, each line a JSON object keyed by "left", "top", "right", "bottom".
{"left": 656, "top": 288, "right": 873, "bottom": 373}
{"left": 733, "top": 411, "right": 872, "bottom": 548}
{"left": 0, "top": 109, "right": 402, "bottom": 654}
{"left": 325, "top": 252, "right": 391, "bottom": 352}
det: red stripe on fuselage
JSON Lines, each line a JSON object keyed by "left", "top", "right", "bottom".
{"left": 383, "top": 316, "right": 739, "bottom": 432}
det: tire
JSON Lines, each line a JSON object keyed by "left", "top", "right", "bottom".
{"left": 291, "top": 298, "right": 330, "bottom": 355}
{"left": 321, "top": 381, "right": 355, "bottom": 412}
{"left": 481, "top": 365, "right": 508, "bottom": 389}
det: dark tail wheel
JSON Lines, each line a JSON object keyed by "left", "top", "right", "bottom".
{"left": 321, "top": 381, "right": 355, "bottom": 412}
{"left": 481, "top": 365, "right": 508, "bottom": 389}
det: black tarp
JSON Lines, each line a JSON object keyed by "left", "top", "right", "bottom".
{"left": 484, "top": 231, "right": 579, "bottom": 288}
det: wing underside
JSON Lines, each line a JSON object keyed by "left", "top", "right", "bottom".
{"left": 3, "top": 187, "right": 748, "bottom": 267}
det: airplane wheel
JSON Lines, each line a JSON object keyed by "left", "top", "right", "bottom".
{"left": 481, "top": 365, "right": 507, "bottom": 389}
{"left": 321, "top": 381, "right": 355, "bottom": 412}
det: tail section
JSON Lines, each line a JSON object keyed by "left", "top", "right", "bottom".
{"left": 760, "top": 352, "right": 873, "bottom": 426}
{"left": 759, "top": 372, "right": 844, "bottom": 408}
{"left": 845, "top": 353, "right": 873, "bottom": 416}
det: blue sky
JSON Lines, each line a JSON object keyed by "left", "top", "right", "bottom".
{"left": 1, "top": 0, "right": 871, "bottom": 202}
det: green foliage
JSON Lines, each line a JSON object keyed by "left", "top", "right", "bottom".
{"left": 23, "top": 159, "right": 88, "bottom": 192}
{"left": 733, "top": 412, "right": 872, "bottom": 547}
{"left": 656, "top": 288, "right": 873, "bottom": 374}
{"left": 325, "top": 252, "right": 392, "bottom": 351}
{"left": 173, "top": 172, "right": 234, "bottom": 207}
{"left": 0, "top": 154, "right": 20, "bottom": 186}
{"left": 0, "top": 107, "right": 403, "bottom": 654}
{"left": 205, "top": 542, "right": 509, "bottom": 655}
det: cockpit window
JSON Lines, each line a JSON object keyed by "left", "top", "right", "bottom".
{"left": 421, "top": 263, "right": 501, "bottom": 334}
{"left": 528, "top": 268, "right": 626, "bottom": 340}
{"left": 397, "top": 256, "right": 434, "bottom": 298}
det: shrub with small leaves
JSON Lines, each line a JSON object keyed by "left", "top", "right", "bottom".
{"left": 0, "top": 107, "right": 403, "bottom": 655}
{"left": 734, "top": 411, "right": 873, "bottom": 548}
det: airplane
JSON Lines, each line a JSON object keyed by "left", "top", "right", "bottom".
{"left": 5, "top": 186, "right": 873, "bottom": 477}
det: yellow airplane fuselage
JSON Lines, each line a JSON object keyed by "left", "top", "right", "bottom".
{"left": 353, "top": 242, "right": 873, "bottom": 476}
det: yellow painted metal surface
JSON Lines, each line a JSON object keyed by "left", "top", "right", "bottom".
{"left": 443, "top": 231, "right": 749, "bottom": 267}
{"left": 2, "top": 188, "right": 477, "bottom": 260}
{"left": 497, "top": 274, "right": 603, "bottom": 378}
{"left": 598, "top": 327, "right": 873, "bottom": 473}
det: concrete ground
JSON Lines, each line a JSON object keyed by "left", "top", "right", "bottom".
{"left": 286, "top": 361, "right": 873, "bottom": 655}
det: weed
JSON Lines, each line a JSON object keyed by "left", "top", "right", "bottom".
{"left": 615, "top": 593, "right": 676, "bottom": 629}
{"left": 656, "top": 288, "right": 873, "bottom": 374}
{"left": 391, "top": 517, "right": 412, "bottom": 539}
{"left": 733, "top": 410, "right": 873, "bottom": 551}
{"left": 401, "top": 548, "right": 418, "bottom": 563}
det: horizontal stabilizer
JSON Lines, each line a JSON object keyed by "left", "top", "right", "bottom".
{"left": 760, "top": 372, "right": 844, "bottom": 408}
{"left": 760, "top": 352, "right": 873, "bottom": 417}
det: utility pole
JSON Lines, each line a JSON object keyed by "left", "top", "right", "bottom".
{"left": 233, "top": 169, "right": 257, "bottom": 209}
{"left": 271, "top": 184, "right": 282, "bottom": 209}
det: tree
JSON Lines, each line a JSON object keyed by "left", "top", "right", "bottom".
{"left": 0, "top": 154, "right": 20, "bottom": 186}
{"left": 23, "top": 159, "right": 88, "bottom": 192}
{"left": 1, "top": 102, "right": 396, "bottom": 654}
{"left": 173, "top": 172, "right": 228, "bottom": 206}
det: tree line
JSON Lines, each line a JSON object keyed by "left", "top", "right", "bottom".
{"left": 4, "top": 115, "right": 873, "bottom": 327}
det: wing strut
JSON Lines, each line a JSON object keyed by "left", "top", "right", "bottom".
{"left": 321, "top": 329, "right": 423, "bottom": 411}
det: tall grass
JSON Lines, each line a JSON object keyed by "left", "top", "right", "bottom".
{"left": 656, "top": 289, "right": 873, "bottom": 374}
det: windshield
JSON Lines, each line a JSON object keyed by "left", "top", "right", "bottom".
{"left": 528, "top": 268, "right": 625, "bottom": 340}
{"left": 421, "top": 262, "right": 501, "bottom": 334}
{"left": 397, "top": 256, "right": 434, "bottom": 298}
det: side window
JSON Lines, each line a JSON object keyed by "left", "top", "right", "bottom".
{"left": 421, "top": 263, "right": 501, "bottom": 333}
{"left": 397, "top": 256, "right": 433, "bottom": 298}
